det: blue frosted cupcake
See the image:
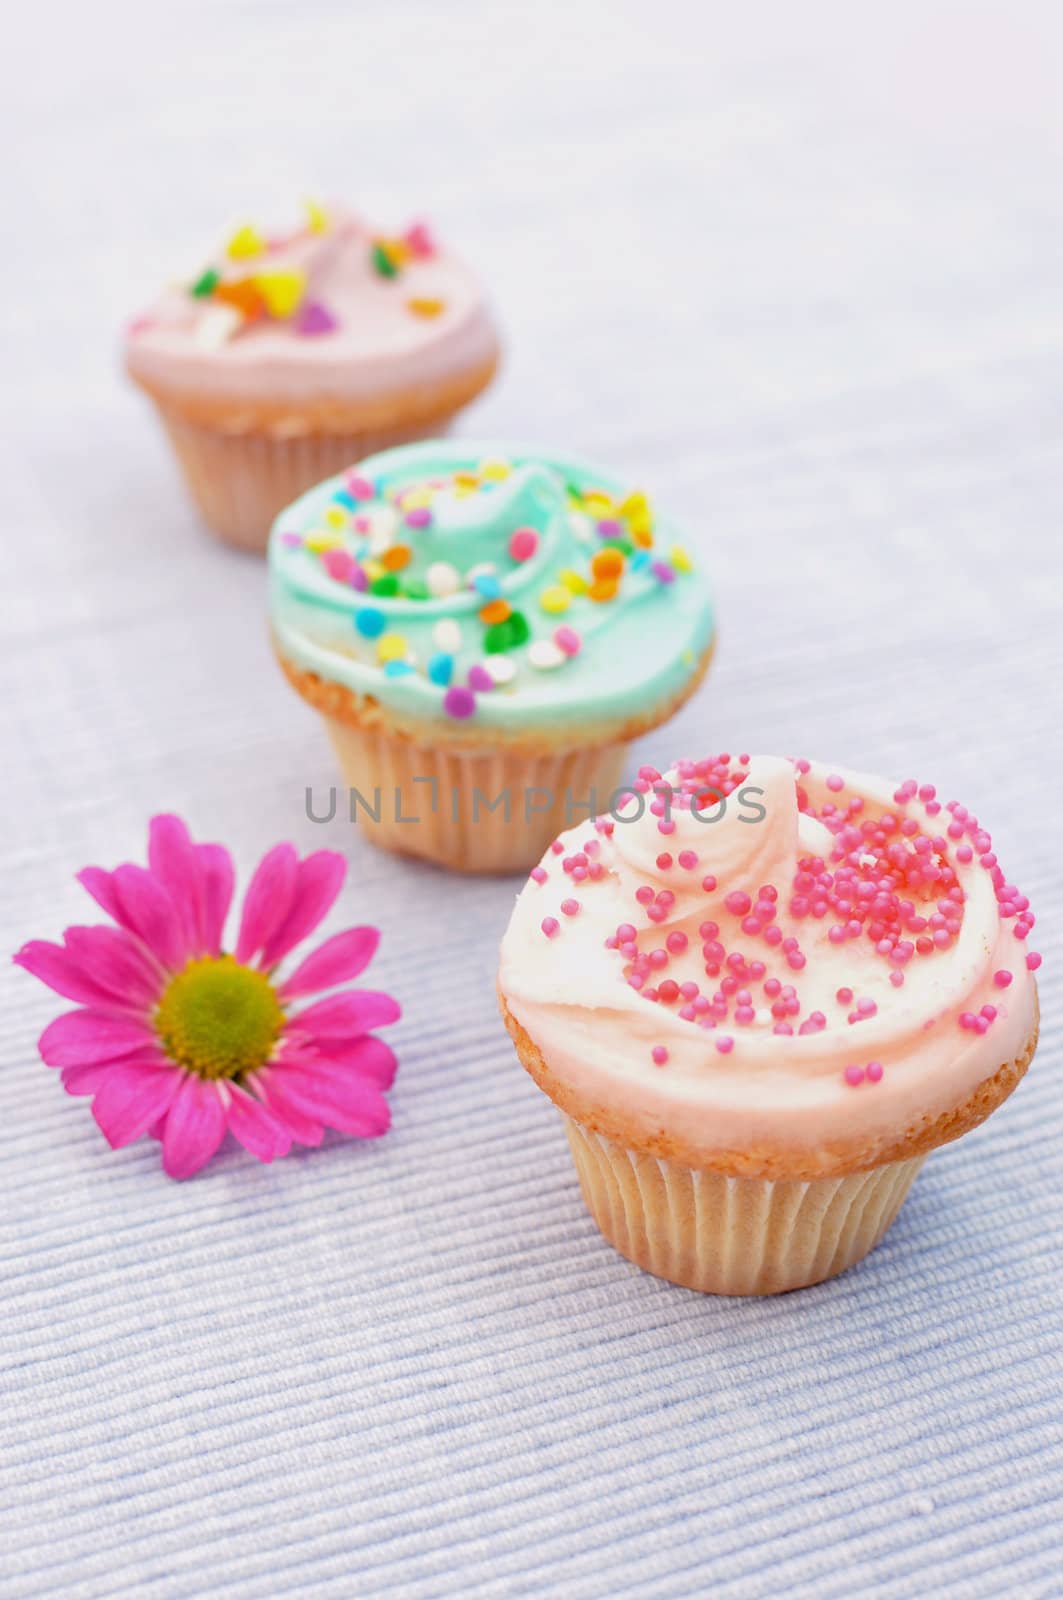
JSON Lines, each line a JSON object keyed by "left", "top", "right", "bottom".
{"left": 269, "top": 441, "right": 715, "bottom": 872}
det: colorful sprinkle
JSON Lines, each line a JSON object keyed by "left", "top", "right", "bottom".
{"left": 297, "top": 300, "right": 339, "bottom": 336}
{"left": 443, "top": 686, "right": 476, "bottom": 719}
{"left": 433, "top": 618, "right": 462, "bottom": 652}
{"left": 509, "top": 527, "right": 539, "bottom": 563}
{"left": 190, "top": 267, "right": 219, "bottom": 298}
{"left": 355, "top": 607, "right": 386, "bottom": 639}
{"left": 591, "top": 548, "right": 624, "bottom": 580}
{"left": 427, "top": 653, "right": 454, "bottom": 686}
{"left": 539, "top": 585, "right": 571, "bottom": 615}
{"left": 376, "top": 633, "right": 407, "bottom": 664}
{"left": 426, "top": 562, "right": 461, "bottom": 598}
{"left": 227, "top": 223, "right": 264, "bottom": 260}
{"left": 484, "top": 656, "right": 517, "bottom": 686}
{"left": 371, "top": 241, "right": 399, "bottom": 278}
{"left": 407, "top": 297, "right": 445, "bottom": 318}
{"left": 528, "top": 640, "right": 565, "bottom": 671}
{"left": 554, "top": 625, "right": 581, "bottom": 656}
{"left": 253, "top": 267, "right": 306, "bottom": 318}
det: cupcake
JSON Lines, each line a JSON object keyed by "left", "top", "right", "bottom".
{"left": 125, "top": 202, "right": 500, "bottom": 552}
{"left": 270, "top": 442, "right": 715, "bottom": 874}
{"left": 498, "top": 753, "right": 1041, "bottom": 1294}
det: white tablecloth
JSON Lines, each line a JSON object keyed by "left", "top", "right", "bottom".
{"left": 2, "top": 3, "right": 1060, "bottom": 1595}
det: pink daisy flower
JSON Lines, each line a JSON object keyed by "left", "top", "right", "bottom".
{"left": 13, "top": 815, "right": 400, "bottom": 1179}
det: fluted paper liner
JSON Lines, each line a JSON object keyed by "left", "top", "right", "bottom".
{"left": 157, "top": 404, "right": 446, "bottom": 553}
{"left": 324, "top": 717, "right": 629, "bottom": 874}
{"left": 564, "top": 1116, "right": 926, "bottom": 1295}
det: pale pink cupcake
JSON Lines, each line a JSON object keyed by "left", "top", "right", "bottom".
{"left": 499, "top": 752, "right": 1041, "bottom": 1295}
{"left": 125, "top": 202, "right": 500, "bottom": 552}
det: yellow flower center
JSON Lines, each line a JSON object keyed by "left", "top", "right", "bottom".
{"left": 155, "top": 955, "right": 284, "bottom": 1081}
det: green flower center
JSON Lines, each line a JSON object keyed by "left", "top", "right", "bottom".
{"left": 155, "top": 955, "right": 284, "bottom": 1081}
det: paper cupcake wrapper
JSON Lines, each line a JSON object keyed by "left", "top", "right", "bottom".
{"left": 155, "top": 404, "right": 449, "bottom": 553}
{"left": 564, "top": 1115, "right": 926, "bottom": 1295}
{"left": 322, "top": 716, "right": 629, "bottom": 874}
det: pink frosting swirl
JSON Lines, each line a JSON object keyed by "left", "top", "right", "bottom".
{"left": 499, "top": 754, "right": 1039, "bottom": 1163}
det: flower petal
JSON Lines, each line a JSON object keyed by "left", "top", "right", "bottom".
{"left": 161, "top": 1075, "right": 228, "bottom": 1179}
{"left": 77, "top": 866, "right": 122, "bottom": 922}
{"left": 39, "top": 1010, "right": 156, "bottom": 1069}
{"left": 277, "top": 926, "right": 380, "bottom": 999}
{"left": 14, "top": 940, "right": 123, "bottom": 1008}
{"left": 225, "top": 1083, "right": 293, "bottom": 1163}
{"left": 112, "top": 864, "right": 188, "bottom": 972}
{"left": 281, "top": 1037, "right": 398, "bottom": 1091}
{"left": 198, "top": 843, "right": 235, "bottom": 958}
{"left": 63, "top": 925, "right": 165, "bottom": 1008}
{"left": 288, "top": 990, "right": 401, "bottom": 1041}
{"left": 316, "top": 1037, "right": 398, "bottom": 1090}
{"left": 148, "top": 815, "right": 204, "bottom": 956}
{"left": 92, "top": 1062, "right": 182, "bottom": 1149}
{"left": 259, "top": 851, "right": 347, "bottom": 970}
{"left": 61, "top": 1052, "right": 169, "bottom": 1097}
{"left": 251, "top": 1070, "right": 324, "bottom": 1147}
{"left": 235, "top": 843, "right": 299, "bottom": 965}
{"left": 271, "top": 1064, "right": 391, "bottom": 1138}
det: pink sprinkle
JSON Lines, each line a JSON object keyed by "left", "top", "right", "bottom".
{"left": 1027, "top": 952, "right": 1042, "bottom": 971}
{"left": 826, "top": 774, "right": 844, "bottom": 792}
{"left": 346, "top": 474, "right": 376, "bottom": 501}
{"left": 298, "top": 300, "right": 339, "bottom": 336}
{"left": 560, "top": 898, "right": 581, "bottom": 916}
{"left": 702, "top": 875, "right": 717, "bottom": 893}
{"left": 404, "top": 220, "right": 436, "bottom": 258}
{"left": 509, "top": 526, "right": 539, "bottom": 562}
{"left": 554, "top": 625, "right": 582, "bottom": 656}
{"left": 844, "top": 1064, "right": 865, "bottom": 1087}
{"left": 551, "top": 840, "right": 564, "bottom": 855}
{"left": 530, "top": 866, "right": 547, "bottom": 885}
{"left": 865, "top": 1061, "right": 883, "bottom": 1083}
{"left": 666, "top": 931, "right": 689, "bottom": 954}
{"left": 651, "top": 1045, "right": 669, "bottom": 1066}
{"left": 541, "top": 917, "right": 559, "bottom": 938}
{"left": 280, "top": 531, "right": 302, "bottom": 547}
{"left": 993, "top": 969, "right": 1013, "bottom": 988}
{"left": 443, "top": 686, "right": 476, "bottom": 720}
{"left": 656, "top": 853, "right": 673, "bottom": 871}
{"left": 715, "top": 1035, "right": 734, "bottom": 1054}
{"left": 724, "top": 891, "right": 752, "bottom": 916}
{"left": 405, "top": 506, "right": 432, "bottom": 529}
{"left": 678, "top": 850, "right": 698, "bottom": 870}
{"left": 467, "top": 665, "right": 494, "bottom": 692}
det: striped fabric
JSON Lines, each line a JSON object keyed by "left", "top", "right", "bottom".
{"left": 1, "top": 3, "right": 1060, "bottom": 1594}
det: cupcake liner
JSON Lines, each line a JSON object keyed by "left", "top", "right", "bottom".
{"left": 563, "top": 1115, "right": 926, "bottom": 1295}
{"left": 322, "top": 715, "right": 629, "bottom": 874}
{"left": 155, "top": 404, "right": 450, "bottom": 553}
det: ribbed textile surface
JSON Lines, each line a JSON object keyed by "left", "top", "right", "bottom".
{"left": 1, "top": 3, "right": 1060, "bottom": 1596}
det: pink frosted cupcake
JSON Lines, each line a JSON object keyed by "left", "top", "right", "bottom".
{"left": 499, "top": 752, "right": 1041, "bottom": 1295}
{"left": 125, "top": 201, "right": 500, "bottom": 552}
